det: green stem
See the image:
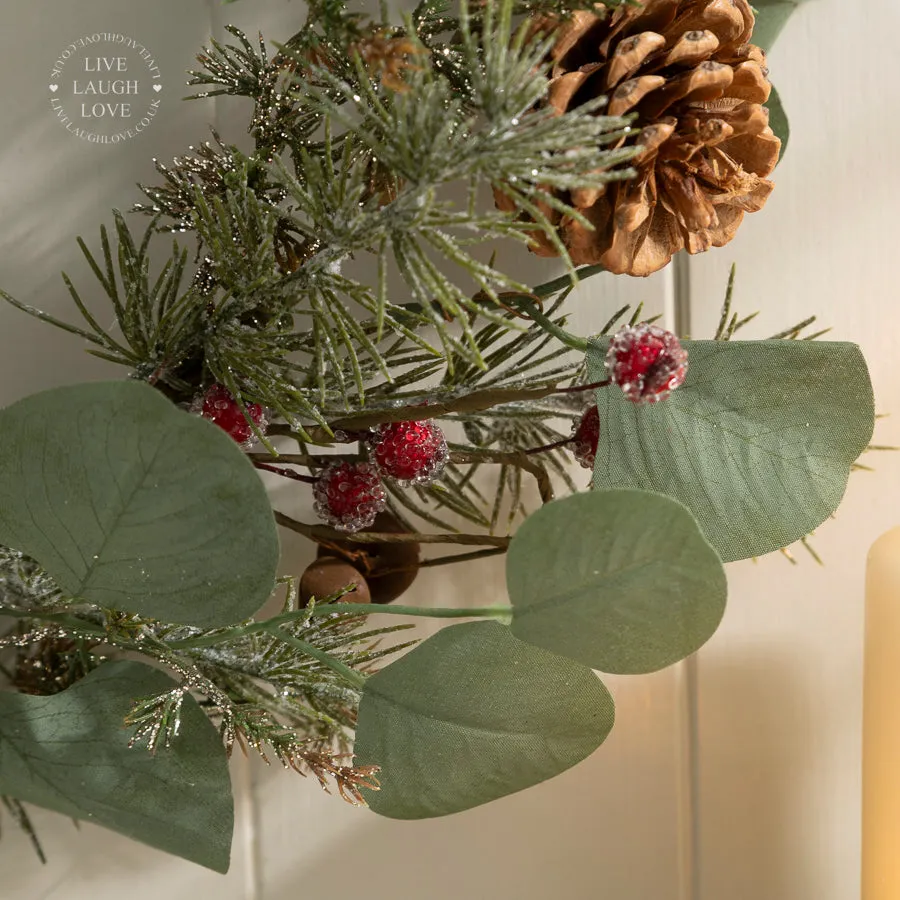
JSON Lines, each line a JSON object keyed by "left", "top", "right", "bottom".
{"left": 168, "top": 602, "right": 512, "bottom": 651}
{"left": 512, "top": 297, "right": 589, "bottom": 353}
{"left": 264, "top": 625, "right": 366, "bottom": 690}
{"left": 531, "top": 264, "right": 606, "bottom": 298}
{"left": 0, "top": 607, "right": 107, "bottom": 639}
{"left": 306, "top": 603, "right": 511, "bottom": 620}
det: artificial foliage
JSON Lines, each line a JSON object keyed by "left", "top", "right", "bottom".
{"left": 0, "top": 0, "right": 877, "bottom": 873}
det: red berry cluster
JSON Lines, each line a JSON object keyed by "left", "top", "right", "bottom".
{"left": 372, "top": 420, "right": 448, "bottom": 486}
{"left": 571, "top": 405, "right": 600, "bottom": 469}
{"left": 313, "top": 419, "right": 448, "bottom": 532}
{"left": 314, "top": 462, "right": 388, "bottom": 533}
{"left": 606, "top": 324, "right": 687, "bottom": 403}
{"left": 199, "top": 384, "right": 267, "bottom": 446}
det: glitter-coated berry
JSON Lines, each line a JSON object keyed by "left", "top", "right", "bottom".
{"left": 313, "top": 462, "right": 387, "bottom": 532}
{"left": 571, "top": 405, "right": 600, "bottom": 469}
{"left": 371, "top": 420, "right": 448, "bottom": 486}
{"left": 200, "top": 384, "right": 267, "bottom": 445}
{"left": 605, "top": 324, "right": 688, "bottom": 403}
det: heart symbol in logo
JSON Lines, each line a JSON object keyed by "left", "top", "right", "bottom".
{"left": 152, "top": 84, "right": 162, "bottom": 92}
{"left": 49, "top": 84, "right": 58, "bottom": 93}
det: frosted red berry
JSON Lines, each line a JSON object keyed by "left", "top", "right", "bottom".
{"left": 571, "top": 405, "right": 600, "bottom": 469}
{"left": 200, "top": 384, "right": 267, "bottom": 445}
{"left": 605, "top": 324, "right": 688, "bottom": 403}
{"left": 371, "top": 420, "right": 448, "bottom": 486}
{"left": 313, "top": 462, "right": 387, "bottom": 532}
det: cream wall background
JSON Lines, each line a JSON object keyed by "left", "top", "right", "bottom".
{"left": 0, "top": 1, "right": 896, "bottom": 899}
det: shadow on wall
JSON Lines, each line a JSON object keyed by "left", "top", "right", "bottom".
{"left": 694, "top": 646, "right": 857, "bottom": 900}
{"left": 255, "top": 751, "right": 671, "bottom": 900}
{"left": 250, "top": 665, "right": 687, "bottom": 900}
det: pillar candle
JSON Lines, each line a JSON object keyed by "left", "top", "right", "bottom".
{"left": 863, "top": 526, "right": 900, "bottom": 898}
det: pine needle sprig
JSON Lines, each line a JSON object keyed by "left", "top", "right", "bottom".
{"left": 0, "top": 549, "right": 68, "bottom": 612}
{"left": 0, "top": 797, "right": 46, "bottom": 864}
{"left": 125, "top": 657, "right": 379, "bottom": 804}
{"left": 187, "top": 26, "right": 322, "bottom": 162}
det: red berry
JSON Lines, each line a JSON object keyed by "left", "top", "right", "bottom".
{"left": 605, "top": 324, "right": 687, "bottom": 403}
{"left": 313, "top": 462, "right": 387, "bottom": 532}
{"left": 200, "top": 384, "right": 267, "bottom": 445}
{"left": 371, "top": 420, "right": 448, "bottom": 486}
{"left": 571, "top": 405, "right": 600, "bottom": 469}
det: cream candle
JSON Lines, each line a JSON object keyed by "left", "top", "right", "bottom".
{"left": 863, "top": 526, "right": 900, "bottom": 898}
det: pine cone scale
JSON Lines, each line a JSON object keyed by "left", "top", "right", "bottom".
{"left": 608, "top": 75, "right": 667, "bottom": 117}
{"left": 670, "top": 0, "right": 751, "bottom": 46}
{"left": 507, "top": 0, "right": 781, "bottom": 276}
{"left": 639, "top": 62, "right": 734, "bottom": 119}
{"left": 729, "top": 61, "right": 771, "bottom": 102}
{"left": 605, "top": 32, "right": 668, "bottom": 87}
{"left": 548, "top": 69, "right": 597, "bottom": 113}
{"left": 660, "top": 30, "right": 721, "bottom": 68}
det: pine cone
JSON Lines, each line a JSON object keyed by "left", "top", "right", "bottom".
{"left": 504, "top": 0, "right": 780, "bottom": 276}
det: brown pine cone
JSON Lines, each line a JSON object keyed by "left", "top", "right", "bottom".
{"left": 502, "top": 0, "right": 780, "bottom": 276}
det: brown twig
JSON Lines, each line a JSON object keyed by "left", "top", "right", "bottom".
{"left": 273, "top": 511, "right": 510, "bottom": 548}
{"left": 267, "top": 383, "right": 563, "bottom": 442}
{"left": 523, "top": 437, "right": 572, "bottom": 456}
{"left": 449, "top": 449, "right": 554, "bottom": 504}
{"left": 248, "top": 452, "right": 361, "bottom": 466}
{"left": 377, "top": 546, "right": 508, "bottom": 577}
{"left": 253, "top": 461, "right": 317, "bottom": 483}
{"left": 554, "top": 379, "right": 610, "bottom": 394}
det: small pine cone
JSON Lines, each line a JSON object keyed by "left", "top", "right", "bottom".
{"left": 571, "top": 405, "right": 601, "bottom": 468}
{"left": 197, "top": 384, "right": 267, "bottom": 446}
{"left": 371, "top": 420, "right": 449, "bottom": 486}
{"left": 313, "top": 462, "right": 387, "bottom": 532}
{"left": 502, "top": 0, "right": 780, "bottom": 276}
{"left": 606, "top": 323, "right": 688, "bottom": 402}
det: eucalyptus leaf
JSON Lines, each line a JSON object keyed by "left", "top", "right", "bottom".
{"left": 0, "top": 661, "right": 233, "bottom": 872}
{"left": 767, "top": 84, "right": 790, "bottom": 158}
{"left": 353, "top": 621, "right": 614, "bottom": 819}
{"left": 752, "top": 0, "right": 813, "bottom": 53}
{"left": 0, "top": 381, "right": 278, "bottom": 627}
{"left": 507, "top": 491, "right": 726, "bottom": 674}
{"left": 587, "top": 340, "right": 874, "bottom": 563}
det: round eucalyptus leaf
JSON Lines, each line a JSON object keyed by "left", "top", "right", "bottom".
{"left": 0, "top": 381, "right": 278, "bottom": 627}
{"left": 0, "top": 661, "right": 233, "bottom": 872}
{"left": 767, "top": 84, "right": 790, "bottom": 159}
{"left": 587, "top": 340, "right": 874, "bottom": 563}
{"left": 507, "top": 490, "right": 727, "bottom": 674}
{"left": 751, "top": 0, "right": 812, "bottom": 52}
{"left": 353, "top": 620, "right": 614, "bottom": 819}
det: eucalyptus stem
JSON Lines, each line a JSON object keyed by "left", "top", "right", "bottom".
{"left": 167, "top": 600, "right": 511, "bottom": 652}
{"left": 306, "top": 602, "right": 511, "bottom": 620}
{"left": 0, "top": 607, "right": 107, "bottom": 639}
